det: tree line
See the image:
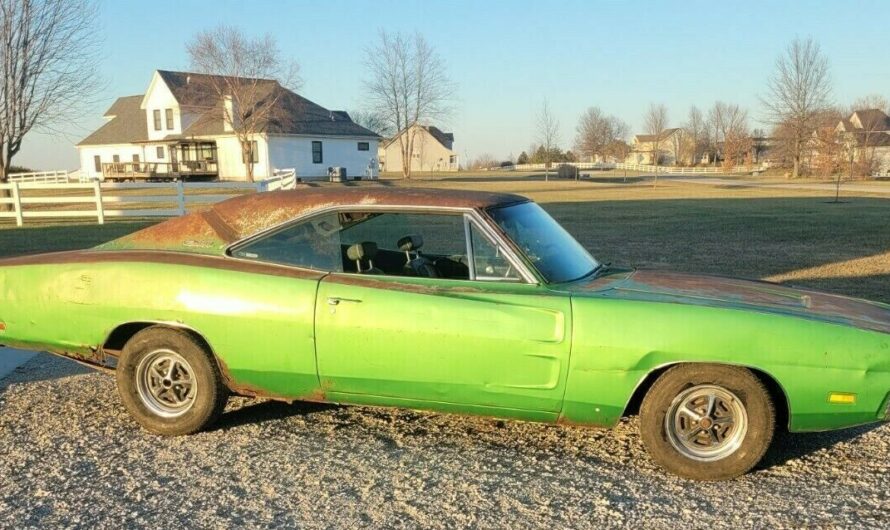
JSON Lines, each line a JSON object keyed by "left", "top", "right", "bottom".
{"left": 506, "top": 38, "right": 885, "bottom": 179}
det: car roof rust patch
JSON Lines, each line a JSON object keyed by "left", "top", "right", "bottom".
{"left": 96, "top": 187, "right": 529, "bottom": 255}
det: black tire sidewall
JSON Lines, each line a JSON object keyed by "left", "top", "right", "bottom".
{"left": 640, "top": 364, "right": 775, "bottom": 481}
{"left": 116, "top": 327, "right": 227, "bottom": 435}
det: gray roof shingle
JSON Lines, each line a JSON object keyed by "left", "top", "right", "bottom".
{"left": 78, "top": 71, "right": 378, "bottom": 146}
{"left": 78, "top": 95, "right": 149, "bottom": 146}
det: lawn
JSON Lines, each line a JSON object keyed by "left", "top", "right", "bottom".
{"left": 2, "top": 178, "right": 889, "bottom": 302}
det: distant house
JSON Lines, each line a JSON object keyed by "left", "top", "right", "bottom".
{"left": 378, "top": 124, "right": 459, "bottom": 173}
{"left": 835, "top": 109, "right": 890, "bottom": 176}
{"left": 626, "top": 128, "right": 683, "bottom": 165}
{"left": 77, "top": 70, "right": 380, "bottom": 181}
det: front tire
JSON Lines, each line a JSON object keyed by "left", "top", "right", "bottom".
{"left": 116, "top": 326, "right": 229, "bottom": 435}
{"left": 640, "top": 364, "right": 775, "bottom": 480}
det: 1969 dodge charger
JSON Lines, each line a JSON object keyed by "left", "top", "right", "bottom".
{"left": 1, "top": 187, "right": 889, "bottom": 480}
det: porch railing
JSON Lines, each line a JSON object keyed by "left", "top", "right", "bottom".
{"left": 101, "top": 161, "right": 219, "bottom": 180}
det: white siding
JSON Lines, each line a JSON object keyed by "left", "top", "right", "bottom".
{"left": 78, "top": 145, "right": 139, "bottom": 179}
{"left": 143, "top": 72, "right": 180, "bottom": 141}
{"left": 215, "top": 135, "right": 270, "bottom": 181}
{"left": 267, "top": 136, "right": 379, "bottom": 179}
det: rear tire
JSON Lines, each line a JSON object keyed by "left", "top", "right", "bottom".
{"left": 640, "top": 364, "right": 775, "bottom": 480}
{"left": 116, "top": 326, "right": 229, "bottom": 435}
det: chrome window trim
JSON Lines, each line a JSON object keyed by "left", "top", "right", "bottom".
{"left": 463, "top": 215, "right": 477, "bottom": 281}
{"left": 224, "top": 204, "right": 540, "bottom": 285}
{"left": 464, "top": 215, "right": 530, "bottom": 283}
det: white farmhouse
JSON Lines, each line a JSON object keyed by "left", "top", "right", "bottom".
{"left": 77, "top": 70, "right": 380, "bottom": 181}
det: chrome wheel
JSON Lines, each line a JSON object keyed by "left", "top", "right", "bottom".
{"left": 135, "top": 349, "right": 198, "bottom": 418}
{"left": 665, "top": 384, "right": 748, "bottom": 462}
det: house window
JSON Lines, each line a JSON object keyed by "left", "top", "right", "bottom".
{"left": 157, "top": 146, "right": 165, "bottom": 159}
{"left": 165, "top": 109, "right": 174, "bottom": 130}
{"left": 358, "top": 142, "right": 369, "bottom": 151}
{"left": 153, "top": 109, "right": 161, "bottom": 131}
{"left": 132, "top": 154, "right": 140, "bottom": 165}
{"left": 242, "top": 140, "right": 259, "bottom": 164}
{"left": 93, "top": 155, "right": 101, "bottom": 172}
{"left": 312, "top": 141, "right": 323, "bottom": 163}
{"left": 112, "top": 154, "right": 120, "bottom": 163}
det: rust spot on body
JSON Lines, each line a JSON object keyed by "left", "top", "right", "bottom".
{"left": 214, "top": 356, "right": 331, "bottom": 404}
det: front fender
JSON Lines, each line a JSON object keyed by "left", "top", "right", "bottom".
{"left": 559, "top": 297, "right": 890, "bottom": 431}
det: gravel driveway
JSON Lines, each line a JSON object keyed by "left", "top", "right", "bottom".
{"left": 1, "top": 355, "right": 887, "bottom": 529}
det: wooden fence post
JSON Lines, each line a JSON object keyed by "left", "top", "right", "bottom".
{"left": 10, "top": 182, "right": 23, "bottom": 227}
{"left": 176, "top": 180, "right": 186, "bottom": 215}
{"left": 93, "top": 181, "right": 105, "bottom": 225}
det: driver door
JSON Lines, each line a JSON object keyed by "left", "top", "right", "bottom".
{"left": 314, "top": 210, "right": 572, "bottom": 415}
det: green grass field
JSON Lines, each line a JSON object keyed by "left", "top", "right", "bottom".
{"left": 2, "top": 177, "right": 889, "bottom": 302}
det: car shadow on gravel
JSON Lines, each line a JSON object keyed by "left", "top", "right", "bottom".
{"left": 758, "top": 423, "right": 884, "bottom": 469}
{"left": 210, "top": 399, "right": 338, "bottom": 431}
{"left": 0, "top": 354, "right": 94, "bottom": 388}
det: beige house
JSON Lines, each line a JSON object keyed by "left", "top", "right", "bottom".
{"left": 626, "top": 128, "right": 683, "bottom": 165}
{"left": 379, "top": 125, "right": 459, "bottom": 172}
{"left": 835, "top": 109, "right": 890, "bottom": 176}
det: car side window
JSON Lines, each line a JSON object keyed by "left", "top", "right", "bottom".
{"left": 230, "top": 212, "right": 344, "bottom": 271}
{"left": 338, "top": 212, "right": 470, "bottom": 279}
{"left": 469, "top": 222, "right": 521, "bottom": 281}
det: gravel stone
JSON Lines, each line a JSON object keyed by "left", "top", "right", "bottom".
{"left": 0, "top": 354, "right": 888, "bottom": 529}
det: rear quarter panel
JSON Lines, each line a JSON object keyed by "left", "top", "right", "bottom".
{"left": 0, "top": 258, "right": 323, "bottom": 399}
{"left": 562, "top": 297, "right": 890, "bottom": 431}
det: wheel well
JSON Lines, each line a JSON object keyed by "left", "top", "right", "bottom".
{"left": 622, "top": 362, "right": 790, "bottom": 431}
{"left": 103, "top": 322, "right": 215, "bottom": 359}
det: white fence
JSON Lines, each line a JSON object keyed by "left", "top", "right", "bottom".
{"left": 0, "top": 169, "right": 298, "bottom": 227}
{"left": 498, "top": 162, "right": 765, "bottom": 174}
{"left": 8, "top": 170, "right": 73, "bottom": 184}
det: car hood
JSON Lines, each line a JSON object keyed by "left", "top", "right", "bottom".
{"left": 562, "top": 269, "right": 890, "bottom": 334}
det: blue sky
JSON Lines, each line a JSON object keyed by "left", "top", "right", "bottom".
{"left": 17, "top": 0, "right": 890, "bottom": 170}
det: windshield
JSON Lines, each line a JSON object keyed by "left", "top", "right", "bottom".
{"left": 487, "top": 202, "right": 600, "bottom": 283}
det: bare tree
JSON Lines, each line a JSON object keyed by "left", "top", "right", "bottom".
{"left": 684, "top": 106, "right": 707, "bottom": 165}
{"left": 0, "top": 0, "right": 100, "bottom": 208}
{"left": 716, "top": 104, "right": 749, "bottom": 170}
{"left": 349, "top": 109, "right": 393, "bottom": 138}
{"left": 574, "top": 107, "right": 628, "bottom": 163}
{"left": 536, "top": 101, "right": 560, "bottom": 181}
{"left": 187, "top": 25, "right": 301, "bottom": 182}
{"left": 644, "top": 103, "right": 668, "bottom": 186}
{"left": 365, "top": 30, "right": 453, "bottom": 179}
{"left": 762, "top": 37, "right": 832, "bottom": 178}
{"left": 811, "top": 108, "right": 844, "bottom": 179}
{"left": 670, "top": 128, "right": 689, "bottom": 166}
{"left": 707, "top": 103, "right": 724, "bottom": 166}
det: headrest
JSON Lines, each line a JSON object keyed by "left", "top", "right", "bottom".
{"left": 397, "top": 234, "right": 424, "bottom": 252}
{"left": 347, "top": 241, "right": 378, "bottom": 261}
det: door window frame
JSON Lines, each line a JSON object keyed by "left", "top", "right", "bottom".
{"left": 225, "top": 205, "right": 539, "bottom": 284}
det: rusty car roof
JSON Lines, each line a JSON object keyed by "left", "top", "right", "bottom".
{"left": 97, "top": 187, "right": 529, "bottom": 255}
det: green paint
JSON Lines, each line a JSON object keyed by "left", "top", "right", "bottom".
{"left": 1, "top": 196, "right": 888, "bottom": 434}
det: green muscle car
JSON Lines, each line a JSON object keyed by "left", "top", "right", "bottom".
{"left": 1, "top": 188, "right": 888, "bottom": 480}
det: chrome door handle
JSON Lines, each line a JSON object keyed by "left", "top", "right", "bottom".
{"left": 327, "top": 297, "right": 362, "bottom": 305}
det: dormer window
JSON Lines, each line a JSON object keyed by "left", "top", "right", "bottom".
{"left": 153, "top": 109, "right": 161, "bottom": 131}
{"left": 165, "top": 108, "right": 174, "bottom": 130}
